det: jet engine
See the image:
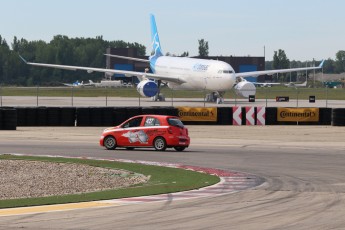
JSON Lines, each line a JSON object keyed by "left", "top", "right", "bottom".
{"left": 136, "top": 80, "right": 159, "bottom": 97}
{"left": 234, "top": 81, "right": 256, "bottom": 98}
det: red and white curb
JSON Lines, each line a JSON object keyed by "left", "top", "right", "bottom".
{"left": 109, "top": 163, "right": 262, "bottom": 204}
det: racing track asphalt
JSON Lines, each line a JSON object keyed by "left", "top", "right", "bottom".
{"left": 1, "top": 126, "right": 345, "bottom": 229}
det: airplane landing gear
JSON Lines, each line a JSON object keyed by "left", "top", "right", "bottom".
{"left": 150, "top": 79, "right": 166, "bottom": 101}
{"left": 151, "top": 93, "right": 165, "bottom": 101}
{"left": 216, "top": 97, "right": 224, "bottom": 104}
{"left": 205, "top": 91, "right": 225, "bottom": 104}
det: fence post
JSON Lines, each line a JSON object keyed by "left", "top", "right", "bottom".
{"left": 265, "top": 87, "right": 268, "bottom": 107}
{"left": 0, "top": 84, "right": 2, "bottom": 107}
{"left": 71, "top": 86, "right": 74, "bottom": 107}
{"left": 326, "top": 87, "right": 328, "bottom": 108}
{"left": 203, "top": 88, "right": 206, "bottom": 107}
{"left": 296, "top": 88, "right": 299, "bottom": 107}
{"left": 105, "top": 87, "right": 108, "bottom": 107}
{"left": 36, "top": 85, "right": 39, "bottom": 107}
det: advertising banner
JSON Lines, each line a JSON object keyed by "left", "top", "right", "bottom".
{"left": 177, "top": 107, "right": 217, "bottom": 122}
{"left": 277, "top": 108, "right": 319, "bottom": 122}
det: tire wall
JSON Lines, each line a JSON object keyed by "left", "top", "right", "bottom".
{"left": 0, "top": 107, "right": 17, "bottom": 130}
{"left": 6, "top": 106, "right": 338, "bottom": 127}
{"left": 332, "top": 108, "right": 345, "bottom": 126}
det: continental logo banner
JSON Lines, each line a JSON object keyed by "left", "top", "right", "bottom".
{"left": 177, "top": 107, "right": 217, "bottom": 122}
{"left": 277, "top": 108, "right": 319, "bottom": 122}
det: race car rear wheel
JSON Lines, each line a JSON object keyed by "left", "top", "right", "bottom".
{"left": 153, "top": 137, "right": 167, "bottom": 151}
{"left": 174, "top": 146, "right": 186, "bottom": 152}
{"left": 104, "top": 136, "right": 117, "bottom": 150}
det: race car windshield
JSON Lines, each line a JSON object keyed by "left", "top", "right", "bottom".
{"left": 167, "top": 118, "right": 184, "bottom": 128}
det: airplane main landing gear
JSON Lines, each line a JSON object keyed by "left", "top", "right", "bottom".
{"left": 151, "top": 79, "right": 166, "bottom": 101}
{"left": 151, "top": 93, "right": 165, "bottom": 101}
{"left": 205, "top": 91, "right": 225, "bottom": 104}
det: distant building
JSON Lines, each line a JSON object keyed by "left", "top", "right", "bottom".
{"left": 105, "top": 48, "right": 266, "bottom": 83}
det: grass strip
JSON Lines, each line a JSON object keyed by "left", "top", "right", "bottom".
{"left": 0, "top": 155, "right": 220, "bottom": 209}
{"left": 1, "top": 86, "right": 345, "bottom": 100}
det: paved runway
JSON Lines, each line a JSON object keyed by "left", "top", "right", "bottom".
{"left": 1, "top": 126, "right": 345, "bottom": 229}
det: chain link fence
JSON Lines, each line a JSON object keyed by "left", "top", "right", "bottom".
{"left": 1, "top": 86, "right": 345, "bottom": 108}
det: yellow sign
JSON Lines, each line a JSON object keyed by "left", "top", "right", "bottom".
{"left": 277, "top": 108, "right": 319, "bottom": 122}
{"left": 177, "top": 107, "right": 217, "bottom": 122}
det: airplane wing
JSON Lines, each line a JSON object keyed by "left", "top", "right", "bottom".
{"left": 234, "top": 60, "right": 324, "bottom": 78}
{"left": 253, "top": 82, "right": 281, "bottom": 86}
{"left": 104, "top": 54, "right": 150, "bottom": 63}
{"left": 19, "top": 55, "right": 186, "bottom": 84}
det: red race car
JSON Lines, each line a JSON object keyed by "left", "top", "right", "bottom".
{"left": 100, "top": 115, "right": 190, "bottom": 151}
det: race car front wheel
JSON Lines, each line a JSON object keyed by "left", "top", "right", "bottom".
{"left": 104, "top": 136, "right": 117, "bottom": 150}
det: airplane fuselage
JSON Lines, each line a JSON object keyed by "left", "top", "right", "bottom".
{"left": 154, "top": 56, "right": 236, "bottom": 91}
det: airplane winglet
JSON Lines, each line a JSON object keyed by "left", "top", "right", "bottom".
{"left": 19, "top": 55, "right": 28, "bottom": 64}
{"left": 319, "top": 59, "right": 325, "bottom": 68}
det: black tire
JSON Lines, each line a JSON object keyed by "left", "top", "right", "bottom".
{"left": 126, "top": 147, "right": 135, "bottom": 150}
{"left": 174, "top": 146, "right": 186, "bottom": 152}
{"left": 104, "top": 136, "right": 117, "bottom": 150}
{"left": 153, "top": 137, "right": 167, "bottom": 151}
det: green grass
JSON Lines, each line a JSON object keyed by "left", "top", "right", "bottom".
{"left": 254, "top": 87, "right": 345, "bottom": 100}
{"left": 0, "top": 155, "right": 220, "bottom": 209}
{"left": 1, "top": 86, "right": 345, "bottom": 100}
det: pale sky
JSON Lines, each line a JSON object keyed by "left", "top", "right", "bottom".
{"left": 1, "top": 0, "right": 344, "bottom": 61}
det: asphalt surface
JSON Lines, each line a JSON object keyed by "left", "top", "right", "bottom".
{"left": 1, "top": 126, "right": 345, "bottom": 229}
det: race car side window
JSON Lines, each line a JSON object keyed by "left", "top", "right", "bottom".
{"left": 122, "top": 117, "right": 143, "bottom": 128}
{"left": 144, "top": 117, "right": 161, "bottom": 126}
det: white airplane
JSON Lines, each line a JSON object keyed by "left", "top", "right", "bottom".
{"left": 253, "top": 81, "right": 281, "bottom": 87}
{"left": 88, "top": 80, "right": 122, "bottom": 87}
{"left": 62, "top": 80, "right": 85, "bottom": 87}
{"left": 285, "top": 80, "right": 307, "bottom": 87}
{"left": 19, "top": 14, "right": 325, "bottom": 104}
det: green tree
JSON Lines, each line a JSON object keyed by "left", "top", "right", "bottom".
{"left": 323, "top": 58, "right": 335, "bottom": 73}
{"left": 273, "top": 49, "right": 290, "bottom": 82}
{"left": 273, "top": 49, "right": 290, "bottom": 69}
{"left": 0, "top": 34, "right": 146, "bottom": 86}
{"left": 335, "top": 50, "right": 345, "bottom": 73}
{"left": 198, "top": 39, "right": 209, "bottom": 57}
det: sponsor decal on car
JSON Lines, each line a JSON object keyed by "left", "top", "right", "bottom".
{"left": 122, "top": 130, "right": 149, "bottom": 143}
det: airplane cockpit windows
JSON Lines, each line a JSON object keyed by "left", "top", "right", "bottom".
{"left": 218, "top": 70, "right": 234, "bottom": 74}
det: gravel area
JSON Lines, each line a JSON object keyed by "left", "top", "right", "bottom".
{"left": 0, "top": 160, "right": 149, "bottom": 200}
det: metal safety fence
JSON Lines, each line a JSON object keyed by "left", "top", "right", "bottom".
{"left": 0, "top": 86, "right": 345, "bottom": 108}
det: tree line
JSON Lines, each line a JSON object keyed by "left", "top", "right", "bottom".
{"left": 265, "top": 49, "right": 345, "bottom": 82}
{"left": 0, "top": 35, "right": 146, "bottom": 86}
{"left": 0, "top": 35, "right": 344, "bottom": 86}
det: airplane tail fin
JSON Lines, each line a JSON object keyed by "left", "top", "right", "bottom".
{"left": 149, "top": 14, "right": 163, "bottom": 72}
